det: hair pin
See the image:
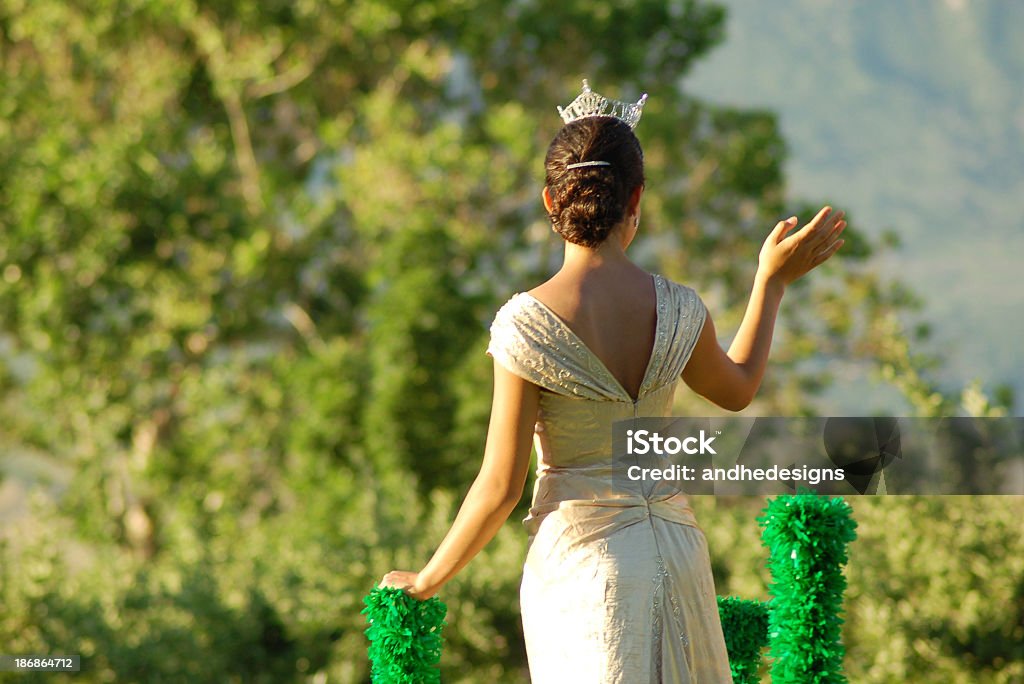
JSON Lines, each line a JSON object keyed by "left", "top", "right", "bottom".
{"left": 566, "top": 160, "right": 612, "bottom": 170}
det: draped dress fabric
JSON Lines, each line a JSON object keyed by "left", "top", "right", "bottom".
{"left": 486, "top": 273, "right": 734, "bottom": 683}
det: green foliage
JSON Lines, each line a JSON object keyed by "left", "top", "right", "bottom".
{"left": 717, "top": 596, "right": 769, "bottom": 684}
{"left": 759, "top": 492, "right": 858, "bottom": 683}
{"left": 362, "top": 587, "right": 446, "bottom": 684}
{"left": 842, "top": 496, "right": 1024, "bottom": 683}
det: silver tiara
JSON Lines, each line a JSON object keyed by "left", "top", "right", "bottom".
{"left": 557, "top": 79, "right": 648, "bottom": 129}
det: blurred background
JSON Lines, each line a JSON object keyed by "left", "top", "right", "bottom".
{"left": 0, "top": 0, "right": 1021, "bottom": 682}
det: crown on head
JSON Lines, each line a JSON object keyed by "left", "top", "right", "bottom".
{"left": 557, "top": 79, "right": 648, "bottom": 129}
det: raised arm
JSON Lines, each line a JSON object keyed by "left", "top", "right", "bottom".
{"left": 379, "top": 360, "right": 540, "bottom": 599}
{"left": 682, "top": 206, "right": 845, "bottom": 411}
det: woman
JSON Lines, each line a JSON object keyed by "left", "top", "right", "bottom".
{"left": 381, "top": 89, "right": 845, "bottom": 682}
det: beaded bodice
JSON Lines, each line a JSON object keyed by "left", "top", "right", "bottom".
{"left": 486, "top": 274, "right": 708, "bottom": 537}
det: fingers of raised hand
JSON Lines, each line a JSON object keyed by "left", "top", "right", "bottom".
{"left": 771, "top": 216, "right": 798, "bottom": 243}
{"left": 812, "top": 234, "right": 845, "bottom": 266}
{"left": 810, "top": 214, "right": 845, "bottom": 252}
{"left": 806, "top": 205, "right": 834, "bottom": 232}
{"left": 784, "top": 211, "right": 845, "bottom": 274}
{"left": 794, "top": 205, "right": 832, "bottom": 237}
{"left": 795, "top": 208, "right": 843, "bottom": 248}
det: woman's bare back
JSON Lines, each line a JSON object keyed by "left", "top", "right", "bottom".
{"left": 527, "top": 266, "right": 657, "bottom": 401}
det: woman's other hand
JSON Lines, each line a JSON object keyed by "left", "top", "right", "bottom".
{"left": 757, "top": 206, "right": 846, "bottom": 288}
{"left": 379, "top": 570, "right": 436, "bottom": 600}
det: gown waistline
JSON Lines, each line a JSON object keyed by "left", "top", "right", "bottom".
{"left": 523, "top": 493, "right": 699, "bottom": 542}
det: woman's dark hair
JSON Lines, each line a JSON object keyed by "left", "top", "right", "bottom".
{"left": 544, "top": 116, "right": 645, "bottom": 248}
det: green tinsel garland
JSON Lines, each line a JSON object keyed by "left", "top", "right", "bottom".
{"left": 362, "top": 586, "right": 447, "bottom": 683}
{"left": 758, "top": 490, "right": 858, "bottom": 684}
{"left": 717, "top": 596, "right": 769, "bottom": 684}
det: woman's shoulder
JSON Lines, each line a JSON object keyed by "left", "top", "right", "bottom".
{"left": 491, "top": 274, "right": 704, "bottom": 321}
{"left": 488, "top": 291, "right": 551, "bottom": 347}
{"left": 656, "top": 274, "right": 705, "bottom": 307}
{"left": 652, "top": 275, "right": 708, "bottom": 343}
{"left": 491, "top": 291, "right": 535, "bottom": 327}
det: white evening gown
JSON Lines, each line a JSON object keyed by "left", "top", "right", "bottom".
{"left": 486, "top": 273, "right": 734, "bottom": 683}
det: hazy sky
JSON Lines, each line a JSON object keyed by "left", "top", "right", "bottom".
{"left": 684, "top": 0, "right": 1023, "bottom": 413}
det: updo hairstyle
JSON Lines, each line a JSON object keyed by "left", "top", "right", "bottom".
{"left": 544, "top": 116, "right": 645, "bottom": 248}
